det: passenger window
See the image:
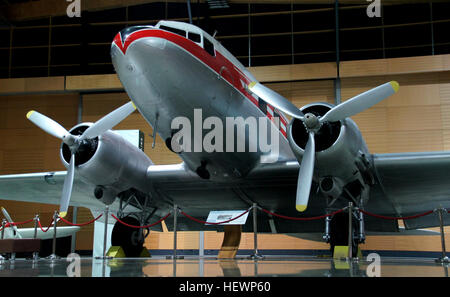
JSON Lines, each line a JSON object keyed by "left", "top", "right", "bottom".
{"left": 203, "top": 38, "right": 215, "bottom": 56}
{"left": 160, "top": 25, "right": 186, "bottom": 37}
{"left": 188, "top": 32, "right": 201, "bottom": 43}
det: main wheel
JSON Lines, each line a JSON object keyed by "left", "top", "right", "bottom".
{"left": 329, "top": 211, "right": 358, "bottom": 256}
{"left": 111, "top": 216, "right": 145, "bottom": 257}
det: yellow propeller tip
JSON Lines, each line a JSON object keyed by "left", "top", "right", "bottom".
{"left": 296, "top": 205, "right": 307, "bottom": 212}
{"left": 59, "top": 211, "right": 67, "bottom": 218}
{"left": 248, "top": 81, "right": 257, "bottom": 89}
{"left": 131, "top": 101, "right": 137, "bottom": 110}
{"left": 390, "top": 81, "right": 400, "bottom": 93}
{"left": 26, "top": 110, "right": 35, "bottom": 119}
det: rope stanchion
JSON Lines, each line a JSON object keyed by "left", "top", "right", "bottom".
{"left": 59, "top": 214, "right": 103, "bottom": 226}
{"left": 111, "top": 212, "right": 172, "bottom": 229}
{"left": 358, "top": 209, "right": 434, "bottom": 220}
{"left": 38, "top": 218, "right": 54, "bottom": 233}
{"left": 180, "top": 208, "right": 251, "bottom": 225}
{"left": 0, "top": 218, "right": 36, "bottom": 232}
{"left": 258, "top": 207, "right": 344, "bottom": 221}
{"left": 0, "top": 205, "right": 440, "bottom": 234}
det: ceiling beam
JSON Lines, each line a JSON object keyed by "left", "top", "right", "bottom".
{"left": 2, "top": 0, "right": 444, "bottom": 22}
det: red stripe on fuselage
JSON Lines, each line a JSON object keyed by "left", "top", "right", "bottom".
{"left": 113, "top": 28, "right": 287, "bottom": 137}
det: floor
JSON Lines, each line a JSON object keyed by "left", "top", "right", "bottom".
{"left": 0, "top": 255, "right": 448, "bottom": 277}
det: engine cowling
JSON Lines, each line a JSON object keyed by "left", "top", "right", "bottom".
{"left": 287, "top": 102, "right": 369, "bottom": 184}
{"left": 288, "top": 103, "right": 342, "bottom": 154}
{"left": 60, "top": 123, "right": 152, "bottom": 205}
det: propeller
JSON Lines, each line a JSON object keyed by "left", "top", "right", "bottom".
{"left": 26, "top": 101, "right": 137, "bottom": 217}
{"left": 249, "top": 81, "right": 399, "bottom": 212}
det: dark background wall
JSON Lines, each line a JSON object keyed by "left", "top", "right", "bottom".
{"left": 0, "top": 1, "right": 449, "bottom": 78}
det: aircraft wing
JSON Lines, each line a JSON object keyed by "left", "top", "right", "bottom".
{"left": 1, "top": 152, "right": 450, "bottom": 233}
{"left": 368, "top": 151, "right": 450, "bottom": 229}
{"left": 0, "top": 171, "right": 138, "bottom": 213}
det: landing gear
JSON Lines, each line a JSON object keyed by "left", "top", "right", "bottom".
{"left": 111, "top": 216, "right": 147, "bottom": 257}
{"left": 112, "top": 190, "right": 156, "bottom": 257}
{"left": 327, "top": 210, "right": 360, "bottom": 257}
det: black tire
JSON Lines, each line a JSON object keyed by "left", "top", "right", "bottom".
{"left": 111, "top": 216, "right": 145, "bottom": 257}
{"left": 329, "top": 211, "right": 358, "bottom": 256}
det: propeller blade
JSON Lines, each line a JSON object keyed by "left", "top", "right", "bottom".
{"left": 59, "top": 153, "right": 75, "bottom": 218}
{"left": 296, "top": 132, "right": 315, "bottom": 212}
{"left": 248, "top": 82, "right": 305, "bottom": 120}
{"left": 320, "top": 81, "right": 399, "bottom": 123}
{"left": 1, "top": 207, "right": 21, "bottom": 238}
{"left": 79, "top": 101, "right": 137, "bottom": 141}
{"left": 26, "top": 110, "right": 69, "bottom": 140}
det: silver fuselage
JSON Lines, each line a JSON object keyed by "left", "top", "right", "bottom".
{"left": 111, "top": 23, "right": 293, "bottom": 181}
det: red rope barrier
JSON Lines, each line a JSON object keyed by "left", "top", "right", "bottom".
{"left": 38, "top": 219, "right": 54, "bottom": 232}
{"left": 0, "top": 218, "right": 35, "bottom": 231}
{"left": 59, "top": 214, "right": 103, "bottom": 226}
{"left": 5, "top": 218, "right": 35, "bottom": 227}
{"left": 111, "top": 212, "right": 171, "bottom": 229}
{"left": 358, "top": 209, "right": 434, "bottom": 220}
{"left": 259, "top": 207, "right": 344, "bottom": 221}
{"left": 180, "top": 209, "right": 250, "bottom": 225}
{"left": 0, "top": 205, "right": 440, "bottom": 233}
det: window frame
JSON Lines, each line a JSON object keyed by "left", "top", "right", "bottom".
{"left": 203, "top": 37, "right": 216, "bottom": 57}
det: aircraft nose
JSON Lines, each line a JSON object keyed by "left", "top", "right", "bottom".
{"left": 112, "top": 25, "right": 152, "bottom": 54}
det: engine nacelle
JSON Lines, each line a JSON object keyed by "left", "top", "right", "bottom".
{"left": 60, "top": 123, "right": 152, "bottom": 205}
{"left": 287, "top": 102, "right": 370, "bottom": 189}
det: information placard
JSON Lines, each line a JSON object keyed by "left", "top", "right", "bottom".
{"left": 205, "top": 210, "right": 249, "bottom": 225}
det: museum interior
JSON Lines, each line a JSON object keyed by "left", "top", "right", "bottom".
{"left": 0, "top": 0, "right": 449, "bottom": 277}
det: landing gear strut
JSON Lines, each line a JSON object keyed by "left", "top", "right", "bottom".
{"left": 326, "top": 207, "right": 363, "bottom": 257}
{"left": 112, "top": 191, "right": 156, "bottom": 257}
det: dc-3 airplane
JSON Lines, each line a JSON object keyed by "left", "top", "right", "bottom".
{"left": 0, "top": 20, "right": 449, "bottom": 257}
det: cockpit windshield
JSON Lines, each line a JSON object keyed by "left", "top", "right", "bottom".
{"left": 159, "top": 25, "right": 186, "bottom": 38}
{"left": 158, "top": 22, "right": 214, "bottom": 55}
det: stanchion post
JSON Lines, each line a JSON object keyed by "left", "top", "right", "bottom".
{"left": 348, "top": 202, "right": 353, "bottom": 260}
{"left": 47, "top": 211, "right": 60, "bottom": 261}
{"left": 33, "top": 214, "right": 39, "bottom": 261}
{"left": 167, "top": 204, "right": 183, "bottom": 260}
{"left": 52, "top": 211, "right": 57, "bottom": 257}
{"left": 33, "top": 214, "right": 39, "bottom": 239}
{"left": 0, "top": 219, "right": 5, "bottom": 264}
{"left": 248, "top": 204, "right": 264, "bottom": 260}
{"left": 103, "top": 206, "right": 109, "bottom": 259}
{"left": 96, "top": 206, "right": 112, "bottom": 260}
{"left": 174, "top": 204, "right": 177, "bottom": 259}
{"left": 1, "top": 219, "right": 5, "bottom": 239}
{"left": 435, "top": 207, "right": 449, "bottom": 264}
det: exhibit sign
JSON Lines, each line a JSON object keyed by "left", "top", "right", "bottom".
{"left": 205, "top": 210, "right": 249, "bottom": 225}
